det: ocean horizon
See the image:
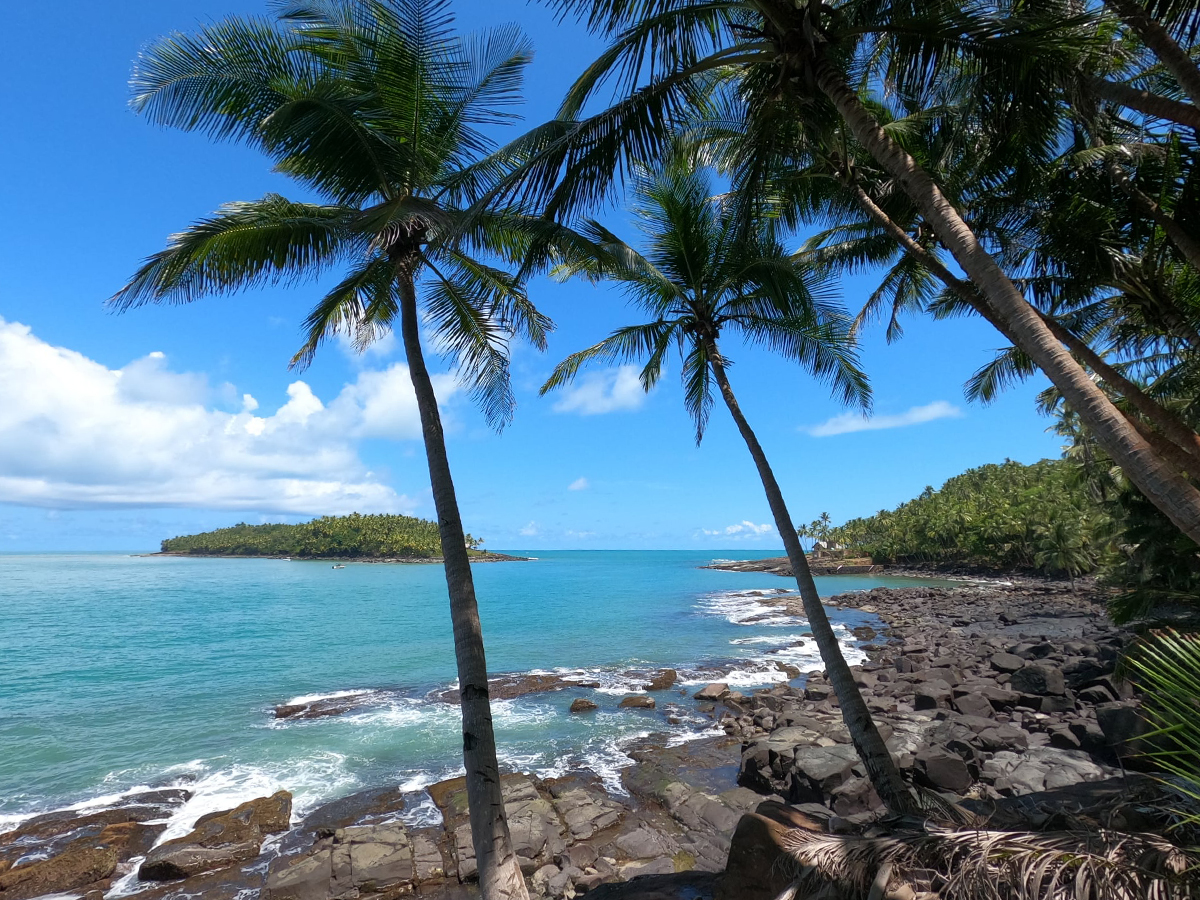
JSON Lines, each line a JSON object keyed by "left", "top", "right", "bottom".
{"left": 1, "top": 550, "right": 947, "bottom": 857}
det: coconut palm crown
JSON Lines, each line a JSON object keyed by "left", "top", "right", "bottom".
{"left": 543, "top": 158, "right": 870, "bottom": 442}
{"left": 113, "top": 0, "right": 551, "bottom": 427}
{"left": 111, "top": 2, "right": 554, "bottom": 896}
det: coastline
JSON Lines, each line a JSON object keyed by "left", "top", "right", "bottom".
{"left": 0, "top": 568, "right": 1155, "bottom": 900}
{"left": 144, "top": 551, "right": 531, "bottom": 563}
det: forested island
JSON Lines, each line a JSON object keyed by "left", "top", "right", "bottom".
{"left": 158, "top": 513, "right": 509, "bottom": 561}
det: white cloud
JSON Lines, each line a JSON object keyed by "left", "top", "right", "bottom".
{"left": 805, "top": 400, "right": 963, "bottom": 437}
{"left": 0, "top": 318, "right": 459, "bottom": 513}
{"left": 519, "top": 521, "right": 539, "bottom": 536}
{"left": 568, "top": 477, "right": 589, "bottom": 491}
{"left": 701, "top": 520, "right": 775, "bottom": 538}
{"left": 551, "top": 365, "right": 646, "bottom": 415}
{"left": 336, "top": 330, "right": 397, "bottom": 364}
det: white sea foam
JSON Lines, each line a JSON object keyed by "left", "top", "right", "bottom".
{"left": 729, "top": 633, "right": 810, "bottom": 645}
{"left": 282, "top": 688, "right": 377, "bottom": 707}
{"left": 154, "top": 753, "right": 358, "bottom": 844}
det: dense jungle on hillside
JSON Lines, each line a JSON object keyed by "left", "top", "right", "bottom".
{"left": 160, "top": 514, "right": 482, "bottom": 559}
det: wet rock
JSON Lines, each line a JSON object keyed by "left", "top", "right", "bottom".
{"left": 693, "top": 683, "right": 729, "bottom": 701}
{"left": 274, "top": 694, "right": 373, "bottom": 720}
{"left": 1010, "top": 664, "right": 1066, "bottom": 696}
{"left": 619, "top": 696, "right": 656, "bottom": 709}
{"left": 440, "top": 672, "right": 602, "bottom": 703}
{"left": 140, "top": 791, "right": 292, "bottom": 881}
{"left": 0, "top": 837, "right": 118, "bottom": 900}
{"left": 297, "top": 785, "right": 406, "bottom": 838}
{"left": 642, "top": 669, "right": 677, "bottom": 691}
{"left": 570, "top": 698, "right": 599, "bottom": 713}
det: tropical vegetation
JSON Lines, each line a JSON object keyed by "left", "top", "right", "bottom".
{"left": 827, "top": 459, "right": 1104, "bottom": 577}
{"left": 160, "top": 513, "right": 482, "bottom": 559}
{"left": 507, "top": 0, "right": 1200, "bottom": 550}
{"left": 543, "top": 154, "right": 919, "bottom": 815}
{"left": 115, "top": 2, "right": 548, "bottom": 895}
{"left": 112, "top": 0, "right": 1200, "bottom": 888}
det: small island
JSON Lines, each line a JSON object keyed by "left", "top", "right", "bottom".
{"left": 157, "top": 513, "right": 523, "bottom": 562}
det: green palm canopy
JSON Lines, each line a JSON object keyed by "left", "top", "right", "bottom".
{"left": 111, "top": 0, "right": 552, "bottom": 428}
{"left": 543, "top": 158, "right": 870, "bottom": 441}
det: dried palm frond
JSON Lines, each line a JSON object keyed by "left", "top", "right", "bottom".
{"left": 779, "top": 825, "right": 1200, "bottom": 900}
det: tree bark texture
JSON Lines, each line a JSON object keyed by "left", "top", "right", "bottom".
{"left": 848, "top": 183, "right": 1200, "bottom": 467}
{"left": 397, "top": 270, "right": 530, "bottom": 900}
{"left": 1086, "top": 75, "right": 1200, "bottom": 129}
{"left": 1103, "top": 0, "right": 1200, "bottom": 107}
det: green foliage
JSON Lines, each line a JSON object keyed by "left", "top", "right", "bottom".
{"left": 1124, "top": 630, "right": 1200, "bottom": 830}
{"left": 161, "top": 513, "right": 480, "bottom": 559}
{"left": 828, "top": 459, "right": 1104, "bottom": 575}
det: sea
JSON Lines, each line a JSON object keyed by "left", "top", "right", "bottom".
{"left": 0, "top": 550, "right": 938, "bottom": 842}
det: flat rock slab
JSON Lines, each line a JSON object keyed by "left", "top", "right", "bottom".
{"left": 140, "top": 791, "right": 292, "bottom": 881}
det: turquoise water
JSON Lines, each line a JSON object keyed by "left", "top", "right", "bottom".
{"left": 0, "top": 551, "right": 930, "bottom": 835}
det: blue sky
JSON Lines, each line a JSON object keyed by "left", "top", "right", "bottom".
{"left": 0, "top": 0, "right": 1062, "bottom": 551}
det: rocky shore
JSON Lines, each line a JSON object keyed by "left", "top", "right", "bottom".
{"left": 1, "top": 580, "right": 1174, "bottom": 900}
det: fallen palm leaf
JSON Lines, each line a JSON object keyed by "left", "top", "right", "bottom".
{"left": 778, "top": 825, "right": 1199, "bottom": 900}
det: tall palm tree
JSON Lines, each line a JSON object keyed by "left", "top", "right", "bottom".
{"left": 542, "top": 158, "right": 920, "bottom": 815}
{"left": 515, "top": 0, "right": 1200, "bottom": 548}
{"left": 111, "top": 3, "right": 547, "bottom": 896}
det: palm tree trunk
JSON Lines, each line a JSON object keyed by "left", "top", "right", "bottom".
{"left": 1086, "top": 74, "right": 1200, "bottom": 129}
{"left": 813, "top": 56, "right": 1200, "bottom": 548}
{"left": 847, "top": 183, "right": 1200, "bottom": 467}
{"left": 396, "top": 268, "right": 529, "bottom": 900}
{"left": 1103, "top": 0, "right": 1200, "bottom": 107}
{"left": 849, "top": 181, "right": 1200, "bottom": 468}
{"left": 703, "top": 338, "right": 918, "bottom": 817}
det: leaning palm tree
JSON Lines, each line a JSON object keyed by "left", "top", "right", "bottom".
{"left": 516, "top": 0, "right": 1200, "bottom": 548}
{"left": 542, "top": 158, "right": 919, "bottom": 815}
{"left": 111, "top": 2, "right": 546, "bottom": 896}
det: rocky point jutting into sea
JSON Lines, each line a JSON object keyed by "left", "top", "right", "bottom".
{"left": 1, "top": 567, "right": 1177, "bottom": 900}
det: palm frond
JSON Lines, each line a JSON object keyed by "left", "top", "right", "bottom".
{"left": 110, "top": 195, "right": 355, "bottom": 309}
{"left": 779, "top": 824, "right": 1199, "bottom": 900}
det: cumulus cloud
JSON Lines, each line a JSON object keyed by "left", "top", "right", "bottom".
{"left": 519, "top": 521, "right": 539, "bottom": 536}
{"left": 805, "top": 400, "right": 963, "bottom": 437}
{"left": 568, "top": 477, "right": 589, "bottom": 491}
{"left": 0, "top": 318, "right": 457, "bottom": 513}
{"left": 702, "top": 520, "right": 775, "bottom": 538}
{"left": 551, "top": 365, "right": 646, "bottom": 415}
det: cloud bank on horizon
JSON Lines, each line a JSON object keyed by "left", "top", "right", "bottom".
{"left": 0, "top": 318, "right": 449, "bottom": 513}
{"left": 805, "top": 400, "right": 963, "bottom": 437}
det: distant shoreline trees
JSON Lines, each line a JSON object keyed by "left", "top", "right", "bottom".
{"left": 160, "top": 513, "right": 483, "bottom": 560}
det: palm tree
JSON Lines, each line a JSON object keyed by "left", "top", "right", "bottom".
{"left": 519, "top": 0, "right": 1200, "bottom": 548}
{"left": 542, "top": 157, "right": 919, "bottom": 815}
{"left": 111, "top": 3, "right": 546, "bottom": 896}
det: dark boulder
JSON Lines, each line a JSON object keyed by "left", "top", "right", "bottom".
{"left": 642, "top": 669, "right": 677, "bottom": 691}
{"left": 1010, "top": 664, "right": 1066, "bottom": 696}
